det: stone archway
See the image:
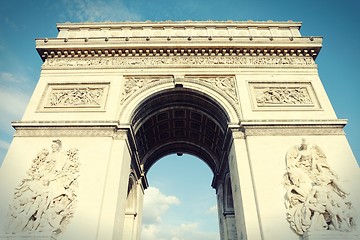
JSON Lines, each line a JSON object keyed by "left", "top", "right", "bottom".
{"left": 0, "top": 21, "right": 359, "bottom": 240}
{"left": 123, "top": 87, "right": 238, "bottom": 239}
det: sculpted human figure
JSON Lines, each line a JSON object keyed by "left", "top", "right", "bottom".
{"left": 286, "top": 169, "right": 311, "bottom": 200}
{"left": 286, "top": 138, "right": 314, "bottom": 171}
{"left": 306, "top": 177, "right": 339, "bottom": 230}
{"left": 284, "top": 139, "right": 356, "bottom": 235}
{"left": 4, "top": 140, "right": 80, "bottom": 236}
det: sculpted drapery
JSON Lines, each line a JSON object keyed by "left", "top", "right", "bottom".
{"left": 284, "top": 139, "right": 355, "bottom": 235}
{"left": 5, "top": 140, "right": 80, "bottom": 237}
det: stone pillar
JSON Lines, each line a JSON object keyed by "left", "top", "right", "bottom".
{"left": 122, "top": 174, "right": 145, "bottom": 240}
{"left": 224, "top": 213, "right": 237, "bottom": 240}
{"left": 228, "top": 129, "right": 262, "bottom": 240}
{"left": 97, "top": 131, "right": 132, "bottom": 240}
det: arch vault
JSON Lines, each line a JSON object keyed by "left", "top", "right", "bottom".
{"left": 0, "top": 21, "right": 359, "bottom": 240}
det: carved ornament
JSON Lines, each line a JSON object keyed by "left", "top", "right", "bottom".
{"left": 185, "top": 76, "right": 239, "bottom": 104}
{"left": 43, "top": 56, "right": 315, "bottom": 69}
{"left": 249, "top": 82, "right": 320, "bottom": 110}
{"left": 48, "top": 87, "right": 104, "bottom": 107}
{"left": 283, "top": 139, "right": 355, "bottom": 235}
{"left": 40, "top": 83, "right": 109, "bottom": 111}
{"left": 121, "top": 76, "right": 172, "bottom": 104}
{"left": 4, "top": 140, "right": 80, "bottom": 237}
{"left": 255, "top": 87, "right": 312, "bottom": 105}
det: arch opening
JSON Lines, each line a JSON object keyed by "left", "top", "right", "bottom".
{"left": 131, "top": 88, "right": 232, "bottom": 176}
{"left": 141, "top": 154, "right": 220, "bottom": 239}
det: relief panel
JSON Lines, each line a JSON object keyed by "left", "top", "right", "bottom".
{"left": 283, "top": 139, "right": 356, "bottom": 236}
{"left": 4, "top": 140, "right": 80, "bottom": 238}
{"left": 38, "top": 83, "right": 109, "bottom": 112}
{"left": 249, "top": 82, "right": 321, "bottom": 111}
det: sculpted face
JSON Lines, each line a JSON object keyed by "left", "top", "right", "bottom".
{"left": 51, "top": 140, "right": 62, "bottom": 152}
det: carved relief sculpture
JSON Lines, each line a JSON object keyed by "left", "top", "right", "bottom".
{"left": 187, "top": 76, "right": 239, "bottom": 104}
{"left": 283, "top": 139, "right": 355, "bottom": 235}
{"left": 120, "top": 76, "right": 166, "bottom": 104}
{"left": 48, "top": 87, "right": 104, "bottom": 107}
{"left": 255, "top": 87, "right": 312, "bottom": 105}
{"left": 43, "top": 56, "right": 315, "bottom": 69}
{"left": 4, "top": 140, "right": 80, "bottom": 237}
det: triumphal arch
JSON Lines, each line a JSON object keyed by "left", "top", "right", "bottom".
{"left": 0, "top": 21, "right": 359, "bottom": 240}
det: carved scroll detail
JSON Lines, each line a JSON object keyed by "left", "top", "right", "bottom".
{"left": 284, "top": 139, "right": 355, "bottom": 235}
{"left": 187, "top": 76, "right": 239, "bottom": 104}
{"left": 48, "top": 87, "right": 104, "bottom": 107}
{"left": 5, "top": 140, "right": 80, "bottom": 237}
{"left": 120, "top": 76, "right": 165, "bottom": 104}
{"left": 255, "top": 87, "right": 312, "bottom": 105}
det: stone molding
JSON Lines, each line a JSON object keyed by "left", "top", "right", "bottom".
{"left": 228, "top": 120, "right": 347, "bottom": 136}
{"left": 12, "top": 120, "right": 346, "bottom": 137}
{"left": 12, "top": 121, "right": 130, "bottom": 138}
{"left": 243, "top": 125, "right": 345, "bottom": 136}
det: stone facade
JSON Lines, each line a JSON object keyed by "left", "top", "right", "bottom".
{"left": 0, "top": 21, "right": 359, "bottom": 240}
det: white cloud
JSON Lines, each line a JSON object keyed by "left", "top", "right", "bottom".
{"left": 206, "top": 204, "right": 218, "bottom": 215}
{"left": 142, "top": 187, "right": 180, "bottom": 225}
{"left": 142, "top": 221, "right": 219, "bottom": 240}
{"left": 141, "top": 187, "right": 219, "bottom": 240}
{"left": 60, "top": 0, "right": 142, "bottom": 22}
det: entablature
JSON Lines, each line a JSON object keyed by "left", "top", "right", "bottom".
{"left": 36, "top": 36, "right": 321, "bottom": 59}
{"left": 36, "top": 21, "right": 322, "bottom": 61}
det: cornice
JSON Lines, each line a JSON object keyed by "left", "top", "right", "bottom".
{"left": 239, "top": 119, "right": 347, "bottom": 136}
{"left": 12, "top": 121, "right": 133, "bottom": 138}
{"left": 57, "top": 20, "right": 303, "bottom": 30}
{"left": 36, "top": 36, "right": 321, "bottom": 61}
{"left": 12, "top": 120, "right": 121, "bottom": 128}
{"left": 240, "top": 119, "right": 348, "bottom": 126}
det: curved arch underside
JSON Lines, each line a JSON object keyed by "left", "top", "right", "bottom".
{"left": 131, "top": 88, "right": 232, "bottom": 174}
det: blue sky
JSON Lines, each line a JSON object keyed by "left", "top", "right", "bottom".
{"left": 0, "top": 0, "right": 359, "bottom": 239}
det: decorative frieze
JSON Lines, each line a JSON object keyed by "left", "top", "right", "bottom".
{"left": 39, "top": 83, "right": 109, "bottom": 111}
{"left": 42, "top": 56, "right": 315, "bottom": 69}
{"left": 4, "top": 140, "right": 80, "bottom": 237}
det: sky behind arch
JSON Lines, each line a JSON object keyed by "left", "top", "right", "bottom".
{"left": 0, "top": 0, "right": 359, "bottom": 239}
